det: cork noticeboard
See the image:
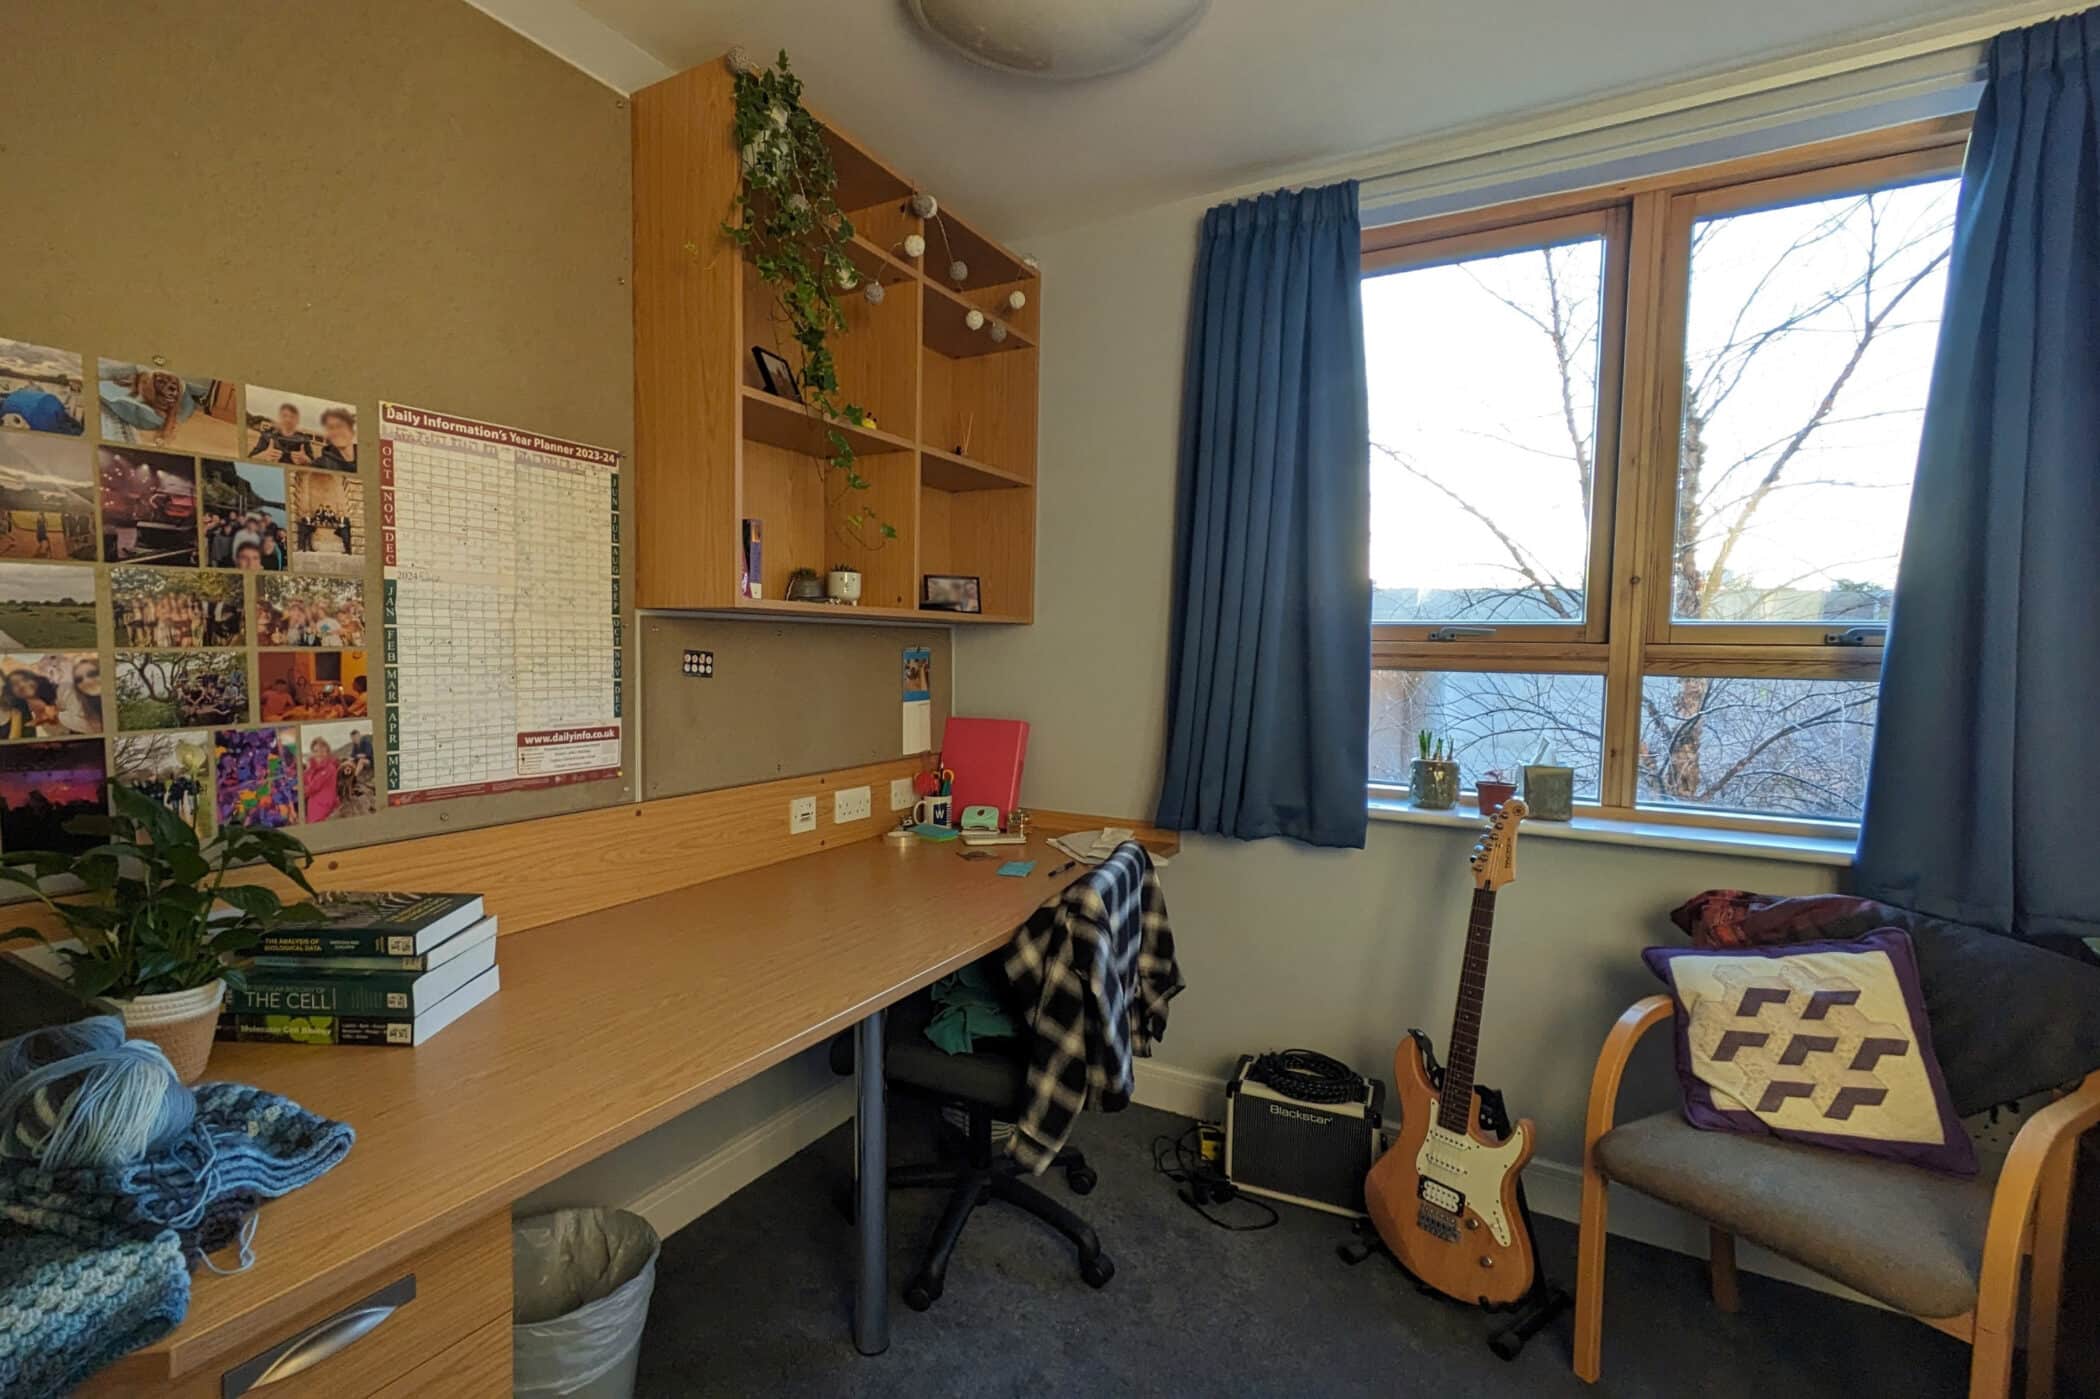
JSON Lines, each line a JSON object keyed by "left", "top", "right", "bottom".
{"left": 0, "top": 0, "right": 634, "bottom": 852}
{"left": 640, "top": 616, "right": 951, "bottom": 799}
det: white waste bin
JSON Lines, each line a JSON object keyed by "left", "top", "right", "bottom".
{"left": 512, "top": 1209, "right": 660, "bottom": 1399}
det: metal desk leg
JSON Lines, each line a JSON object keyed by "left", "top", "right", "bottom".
{"left": 854, "top": 1009, "right": 888, "bottom": 1356}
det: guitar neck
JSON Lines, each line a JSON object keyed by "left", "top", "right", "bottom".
{"left": 1437, "top": 886, "right": 1498, "bottom": 1134}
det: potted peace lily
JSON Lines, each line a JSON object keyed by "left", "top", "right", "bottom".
{"left": 0, "top": 783, "right": 320, "bottom": 1082}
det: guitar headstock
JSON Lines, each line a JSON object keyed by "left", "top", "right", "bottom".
{"left": 1469, "top": 798, "right": 1528, "bottom": 890}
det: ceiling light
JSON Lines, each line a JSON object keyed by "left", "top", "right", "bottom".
{"left": 906, "top": 0, "right": 1209, "bottom": 80}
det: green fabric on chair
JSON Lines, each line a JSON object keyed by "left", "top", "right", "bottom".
{"left": 1594, "top": 1112, "right": 1994, "bottom": 1319}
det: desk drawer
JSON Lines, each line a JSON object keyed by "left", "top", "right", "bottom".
{"left": 82, "top": 1208, "right": 511, "bottom": 1399}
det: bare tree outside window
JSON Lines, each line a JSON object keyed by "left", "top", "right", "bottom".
{"left": 1365, "top": 176, "right": 1958, "bottom": 820}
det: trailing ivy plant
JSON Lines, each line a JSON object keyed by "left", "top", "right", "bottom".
{"left": 722, "top": 51, "right": 896, "bottom": 545}
{"left": 0, "top": 783, "right": 321, "bottom": 998}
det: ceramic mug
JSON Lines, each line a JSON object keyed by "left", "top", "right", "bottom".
{"left": 912, "top": 794, "right": 953, "bottom": 827}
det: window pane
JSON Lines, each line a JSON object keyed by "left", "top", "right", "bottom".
{"left": 1371, "top": 670, "right": 1603, "bottom": 797}
{"left": 1366, "top": 236, "right": 1604, "bottom": 625}
{"left": 1673, "top": 178, "right": 1958, "bottom": 624}
{"left": 1637, "top": 674, "right": 1878, "bottom": 820}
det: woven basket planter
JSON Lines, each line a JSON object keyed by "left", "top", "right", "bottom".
{"left": 114, "top": 979, "right": 224, "bottom": 1083}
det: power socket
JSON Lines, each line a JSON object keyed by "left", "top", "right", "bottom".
{"left": 788, "top": 796, "right": 817, "bottom": 834}
{"left": 833, "top": 785, "right": 871, "bottom": 824}
{"left": 889, "top": 777, "right": 915, "bottom": 812}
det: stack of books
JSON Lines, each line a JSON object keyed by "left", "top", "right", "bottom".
{"left": 217, "top": 892, "right": 499, "bottom": 1048}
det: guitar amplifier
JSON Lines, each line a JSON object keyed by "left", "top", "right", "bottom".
{"left": 1223, "top": 1052, "right": 1386, "bottom": 1217}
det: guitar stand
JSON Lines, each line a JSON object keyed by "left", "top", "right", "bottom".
{"left": 1336, "top": 1213, "right": 1569, "bottom": 1362}
{"left": 1340, "top": 1075, "right": 1571, "bottom": 1363}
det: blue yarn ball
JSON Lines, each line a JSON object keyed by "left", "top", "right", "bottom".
{"left": 0, "top": 1016, "right": 195, "bottom": 1168}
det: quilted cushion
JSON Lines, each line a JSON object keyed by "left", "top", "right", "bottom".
{"left": 1595, "top": 1112, "right": 1994, "bottom": 1318}
{"left": 1644, "top": 931, "right": 1976, "bottom": 1175}
{"left": 1670, "top": 890, "right": 2100, "bottom": 1115}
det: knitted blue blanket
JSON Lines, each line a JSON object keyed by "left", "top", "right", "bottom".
{"left": 0, "top": 1074, "right": 354, "bottom": 1398}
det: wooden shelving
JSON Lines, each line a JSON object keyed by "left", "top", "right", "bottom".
{"left": 741, "top": 386, "right": 912, "bottom": 460}
{"left": 921, "top": 280, "right": 1036, "bottom": 359}
{"left": 919, "top": 447, "right": 1027, "bottom": 492}
{"left": 633, "top": 57, "right": 1038, "bottom": 623}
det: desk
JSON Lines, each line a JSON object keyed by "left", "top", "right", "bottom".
{"left": 83, "top": 834, "right": 1111, "bottom": 1394}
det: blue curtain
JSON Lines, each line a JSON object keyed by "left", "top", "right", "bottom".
{"left": 1154, "top": 182, "right": 1370, "bottom": 848}
{"left": 1857, "top": 10, "right": 2100, "bottom": 950}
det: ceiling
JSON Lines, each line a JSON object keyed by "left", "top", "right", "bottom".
{"left": 479, "top": 0, "right": 2008, "bottom": 239}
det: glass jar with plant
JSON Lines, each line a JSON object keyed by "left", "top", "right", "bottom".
{"left": 0, "top": 784, "right": 321, "bottom": 1081}
{"left": 722, "top": 50, "right": 896, "bottom": 549}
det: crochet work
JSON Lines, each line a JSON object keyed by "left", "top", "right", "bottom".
{"left": 0, "top": 1081, "right": 354, "bottom": 1398}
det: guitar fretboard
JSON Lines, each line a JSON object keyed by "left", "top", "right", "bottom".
{"left": 1437, "top": 886, "right": 1498, "bottom": 1135}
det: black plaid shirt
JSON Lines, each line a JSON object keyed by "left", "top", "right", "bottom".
{"left": 998, "top": 842, "right": 1183, "bottom": 1172}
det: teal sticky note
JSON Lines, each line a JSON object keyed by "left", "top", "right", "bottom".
{"left": 997, "top": 860, "right": 1037, "bottom": 877}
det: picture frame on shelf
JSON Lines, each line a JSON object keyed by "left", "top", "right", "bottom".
{"left": 921, "top": 574, "right": 982, "bottom": 614}
{"left": 751, "top": 347, "right": 800, "bottom": 401}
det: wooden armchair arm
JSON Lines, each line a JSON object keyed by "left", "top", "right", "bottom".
{"left": 1984, "top": 1069, "right": 2100, "bottom": 1270}
{"left": 1584, "top": 995, "right": 1675, "bottom": 1156}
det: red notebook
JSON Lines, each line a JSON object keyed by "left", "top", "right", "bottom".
{"left": 941, "top": 717, "right": 1030, "bottom": 824}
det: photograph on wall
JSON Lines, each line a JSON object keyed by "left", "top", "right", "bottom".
{"left": 99, "top": 447, "right": 198, "bottom": 565}
{"left": 0, "top": 563, "right": 97, "bottom": 649}
{"left": 215, "top": 726, "right": 300, "bottom": 830}
{"left": 97, "top": 363, "right": 239, "bottom": 454}
{"left": 0, "top": 434, "right": 97, "bottom": 560}
{"left": 300, "top": 718, "right": 376, "bottom": 823}
{"left": 0, "top": 739, "right": 107, "bottom": 855}
{"left": 202, "top": 459, "right": 289, "bottom": 571}
{"left": 0, "top": 338, "right": 86, "bottom": 437}
{"left": 245, "top": 387, "right": 357, "bottom": 472}
{"left": 257, "top": 574, "right": 363, "bottom": 647}
{"left": 113, "top": 729, "right": 217, "bottom": 841}
{"left": 286, "top": 469, "right": 363, "bottom": 577}
{"left": 110, "top": 567, "right": 244, "bottom": 648}
{"left": 116, "top": 650, "right": 247, "bottom": 729}
{"left": 0, "top": 653, "right": 101, "bottom": 739}
{"left": 259, "top": 649, "right": 367, "bottom": 722}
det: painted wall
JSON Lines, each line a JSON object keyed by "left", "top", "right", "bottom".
{"left": 953, "top": 194, "right": 1845, "bottom": 1169}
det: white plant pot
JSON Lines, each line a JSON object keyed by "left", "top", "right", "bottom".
{"left": 826, "top": 570, "right": 862, "bottom": 604}
{"left": 113, "top": 979, "right": 225, "bottom": 1083}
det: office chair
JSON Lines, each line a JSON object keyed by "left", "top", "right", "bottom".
{"left": 831, "top": 981, "right": 1114, "bottom": 1310}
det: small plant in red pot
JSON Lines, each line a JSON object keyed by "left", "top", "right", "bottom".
{"left": 1476, "top": 770, "right": 1518, "bottom": 816}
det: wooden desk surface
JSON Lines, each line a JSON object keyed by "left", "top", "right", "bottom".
{"left": 110, "top": 834, "right": 1087, "bottom": 1386}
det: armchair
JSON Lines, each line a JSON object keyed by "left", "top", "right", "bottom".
{"left": 1573, "top": 993, "right": 2100, "bottom": 1399}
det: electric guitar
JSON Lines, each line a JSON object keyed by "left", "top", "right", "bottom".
{"left": 1363, "top": 799, "right": 1537, "bottom": 1306}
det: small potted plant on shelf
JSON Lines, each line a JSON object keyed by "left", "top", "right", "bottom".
{"left": 0, "top": 784, "right": 321, "bottom": 1082}
{"left": 1411, "top": 730, "right": 1460, "bottom": 811}
{"left": 1521, "top": 743, "right": 1575, "bottom": 821}
{"left": 1476, "top": 768, "right": 1518, "bottom": 817}
{"left": 825, "top": 563, "right": 863, "bottom": 605}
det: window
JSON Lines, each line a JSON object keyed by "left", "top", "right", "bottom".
{"left": 1362, "top": 122, "right": 1965, "bottom": 830}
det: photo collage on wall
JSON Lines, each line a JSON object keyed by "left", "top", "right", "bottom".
{"left": 0, "top": 334, "right": 377, "bottom": 854}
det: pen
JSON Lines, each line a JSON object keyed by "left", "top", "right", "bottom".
{"left": 1045, "top": 859, "right": 1077, "bottom": 878}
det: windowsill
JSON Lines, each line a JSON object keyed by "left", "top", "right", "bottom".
{"left": 1365, "top": 798, "right": 1856, "bottom": 866}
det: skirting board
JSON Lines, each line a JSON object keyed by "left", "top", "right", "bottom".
{"left": 1129, "top": 1060, "right": 1876, "bottom": 1308}
{"left": 626, "top": 1080, "right": 856, "bottom": 1239}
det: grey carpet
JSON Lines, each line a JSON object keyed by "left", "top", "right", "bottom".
{"left": 635, "top": 1101, "right": 1967, "bottom": 1397}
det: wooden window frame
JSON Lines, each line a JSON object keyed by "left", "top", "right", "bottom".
{"left": 1363, "top": 118, "right": 1970, "bottom": 835}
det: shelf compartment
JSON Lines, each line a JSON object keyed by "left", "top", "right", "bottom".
{"left": 925, "top": 207, "right": 1036, "bottom": 288}
{"left": 921, "top": 281, "right": 1035, "bottom": 359}
{"left": 920, "top": 448, "right": 1028, "bottom": 493}
{"left": 740, "top": 386, "right": 912, "bottom": 460}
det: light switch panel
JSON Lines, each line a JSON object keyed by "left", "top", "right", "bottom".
{"left": 889, "top": 777, "right": 915, "bottom": 812}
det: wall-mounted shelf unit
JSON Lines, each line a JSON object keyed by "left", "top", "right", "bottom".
{"left": 633, "top": 57, "right": 1038, "bottom": 623}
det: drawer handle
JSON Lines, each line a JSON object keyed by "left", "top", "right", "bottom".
{"left": 224, "top": 1273, "right": 417, "bottom": 1397}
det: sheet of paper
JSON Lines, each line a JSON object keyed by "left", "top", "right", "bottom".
{"left": 378, "top": 403, "right": 621, "bottom": 805}
{"left": 901, "top": 645, "right": 931, "bottom": 755}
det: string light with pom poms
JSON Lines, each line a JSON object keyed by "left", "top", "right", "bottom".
{"left": 964, "top": 309, "right": 985, "bottom": 332}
